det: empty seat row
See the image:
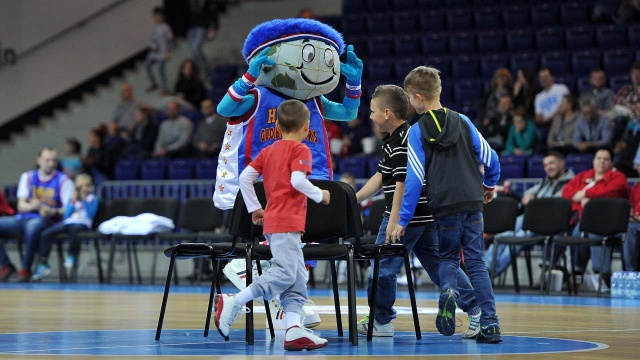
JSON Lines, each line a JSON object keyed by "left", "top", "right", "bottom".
{"left": 114, "top": 158, "right": 218, "bottom": 181}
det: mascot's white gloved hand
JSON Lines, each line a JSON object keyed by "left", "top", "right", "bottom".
{"left": 248, "top": 47, "right": 276, "bottom": 79}
{"left": 340, "top": 44, "right": 363, "bottom": 83}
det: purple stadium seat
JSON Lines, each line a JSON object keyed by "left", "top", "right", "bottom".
{"left": 114, "top": 159, "right": 140, "bottom": 181}
{"left": 510, "top": 52, "right": 539, "bottom": 74}
{"left": 451, "top": 55, "right": 479, "bottom": 79}
{"left": 141, "top": 159, "right": 167, "bottom": 180}
{"left": 341, "top": 15, "right": 365, "bottom": 36}
{"left": 560, "top": 2, "right": 590, "bottom": 25}
{"left": 629, "top": 24, "right": 640, "bottom": 47}
{"left": 343, "top": 0, "right": 364, "bottom": 12}
{"left": 418, "top": 0, "right": 442, "bottom": 7}
{"left": 555, "top": 75, "right": 576, "bottom": 94}
{"left": 502, "top": 5, "right": 529, "bottom": 28}
{"left": 367, "top": 58, "right": 394, "bottom": 82}
{"left": 367, "top": 36, "right": 393, "bottom": 57}
{"left": 453, "top": 79, "right": 484, "bottom": 103}
{"left": 571, "top": 50, "right": 602, "bottom": 76}
{"left": 506, "top": 28, "right": 534, "bottom": 51}
{"left": 211, "top": 65, "right": 237, "bottom": 88}
{"left": 367, "top": 155, "right": 381, "bottom": 178}
{"left": 392, "top": 12, "right": 419, "bottom": 33}
{"left": 603, "top": 49, "right": 634, "bottom": 76}
{"left": 596, "top": 25, "right": 626, "bottom": 48}
{"left": 392, "top": 0, "right": 417, "bottom": 11}
{"left": 499, "top": 163, "right": 525, "bottom": 180}
{"left": 339, "top": 156, "right": 368, "bottom": 179}
{"left": 540, "top": 51, "right": 571, "bottom": 76}
{"left": 422, "top": 31, "right": 449, "bottom": 54}
{"left": 419, "top": 10, "right": 446, "bottom": 32}
{"left": 481, "top": 53, "right": 510, "bottom": 78}
{"left": 443, "top": 0, "right": 469, "bottom": 7}
{"left": 565, "top": 26, "right": 595, "bottom": 49}
{"left": 424, "top": 55, "right": 451, "bottom": 76}
{"left": 394, "top": 34, "right": 421, "bottom": 56}
{"left": 477, "top": 30, "right": 505, "bottom": 53}
{"left": 531, "top": 4, "right": 559, "bottom": 27}
{"left": 535, "top": 27, "right": 564, "bottom": 51}
{"left": 346, "top": 36, "right": 368, "bottom": 57}
{"left": 609, "top": 74, "right": 630, "bottom": 93}
{"left": 441, "top": 82, "right": 453, "bottom": 102}
{"left": 577, "top": 77, "right": 591, "bottom": 94}
{"left": 168, "top": 159, "right": 194, "bottom": 180}
{"left": 449, "top": 31, "right": 476, "bottom": 53}
{"left": 366, "top": 13, "right": 391, "bottom": 34}
{"left": 367, "top": 0, "right": 390, "bottom": 12}
{"left": 395, "top": 57, "right": 422, "bottom": 80}
{"left": 446, "top": 8, "right": 473, "bottom": 30}
{"left": 527, "top": 156, "right": 546, "bottom": 178}
{"left": 194, "top": 158, "right": 218, "bottom": 180}
{"left": 474, "top": 6, "right": 501, "bottom": 29}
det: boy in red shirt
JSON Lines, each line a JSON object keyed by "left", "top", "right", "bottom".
{"left": 214, "top": 99, "right": 330, "bottom": 351}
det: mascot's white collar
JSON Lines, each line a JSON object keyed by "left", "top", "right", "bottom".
{"left": 246, "top": 33, "right": 340, "bottom": 61}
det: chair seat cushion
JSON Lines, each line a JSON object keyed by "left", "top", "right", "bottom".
{"left": 358, "top": 243, "right": 407, "bottom": 257}
{"left": 303, "top": 244, "right": 350, "bottom": 260}
{"left": 495, "top": 235, "right": 547, "bottom": 246}
{"left": 211, "top": 242, "right": 248, "bottom": 256}
{"left": 76, "top": 231, "right": 110, "bottom": 240}
{"left": 164, "top": 243, "right": 211, "bottom": 259}
{"left": 552, "top": 236, "right": 604, "bottom": 246}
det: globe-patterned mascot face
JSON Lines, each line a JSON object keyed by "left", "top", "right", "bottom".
{"left": 243, "top": 18, "right": 345, "bottom": 100}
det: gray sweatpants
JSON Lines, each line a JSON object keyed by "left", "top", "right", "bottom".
{"left": 248, "top": 232, "right": 308, "bottom": 314}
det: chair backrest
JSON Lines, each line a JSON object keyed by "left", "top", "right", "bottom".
{"left": 522, "top": 197, "right": 573, "bottom": 236}
{"left": 334, "top": 180, "right": 365, "bottom": 240}
{"left": 363, "top": 198, "right": 386, "bottom": 235}
{"left": 483, "top": 197, "right": 519, "bottom": 234}
{"left": 580, "top": 198, "right": 631, "bottom": 237}
{"left": 228, "top": 188, "right": 261, "bottom": 242}
{"left": 138, "top": 198, "right": 180, "bottom": 221}
{"left": 105, "top": 198, "right": 141, "bottom": 219}
{"left": 178, "top": 198, "right": 224, "bottom": 232}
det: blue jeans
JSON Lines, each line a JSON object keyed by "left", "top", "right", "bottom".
{"left": 145, "top": 57, "right": 167, "bottom": 91}
{"left": 367, "top": 216, "right": 478, "bottom": 324}
{"left": 436, "top": 211, "right": 498, "bottom": 326}
{"left": 0, "top": 216, "right": 54, "bottom": 270}
{"left": 39, "top": 222, "right": 88, "bottom": 261}
{"left": 188, "top": 26, "right": 209, "bottom": 78}
{"left": 624, "top": 222, "right": 640, "bottom": 271}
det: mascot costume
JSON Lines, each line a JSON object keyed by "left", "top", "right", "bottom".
{"left": 213, "top": 18, "right": 363, "bottom": 329}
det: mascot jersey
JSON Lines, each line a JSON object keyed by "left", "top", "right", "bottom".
{"left": 214, "top": 86, "right": 331, "bottom": 209}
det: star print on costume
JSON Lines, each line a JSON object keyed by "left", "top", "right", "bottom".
{"left": 222, "top": 171, "right": 228, "bottom": 178}
{"left": 227, "top": 130, "right": 232, "bottom": 136}
{"left": 223, "top": 157, "right": 228, "bottom": 164}
{"left": 225, "top": 143, "right": 231, "bottom": 151}
{"left": 218, "top": 184, "right": 224, "bottom": 192}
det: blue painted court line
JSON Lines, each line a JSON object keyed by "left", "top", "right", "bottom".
{"left": 1, "top": 283, "right": 639, "bottom": 307}
{"left": 0, "top": 329, "right": 607, "bottom": 357}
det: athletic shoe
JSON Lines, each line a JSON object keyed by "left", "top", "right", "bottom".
{"left": 64, "top": 255, "right": 75, "bottom": 269}
{"left": 284, "top": 325, "right": 328, "bottom": 351}
{"left": 32, "top": 263, "right": 52, "bottom": 281}
{"left": 435, "top": 289, "right": 457, "bottom": 336}
{"left": 266, "top": 298, "right": 321, "bottom": 330}
{"left": 476, "top": 323, "right": 503, "bottom": 344}
{"left": 0, "top": 263, "right": 17, "bottom": 282}
{"left": 223, "top": 260, "right": 270, "bottom": 293}
{"left": 18, "top": 268, "right": 31, "bottom": 283}
{"left": 461, "top": 312, "right": 481, "bottom": 339}
{"left": 214, "top": 294, "right": 248, "bottom": 341}
{"left": 301, "top": 300, "right": 321, "bottom": 328}
{"left": 356, "top": 315, "right": 394, "bottom": 337}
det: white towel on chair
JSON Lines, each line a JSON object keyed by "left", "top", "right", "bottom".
{"left": 98, "top": 213, "right": 175, "bottom": 235}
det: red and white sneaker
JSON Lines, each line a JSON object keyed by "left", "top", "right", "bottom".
{"left": 284, "top": 326, "right": 328, "bottom": 351}
{"left": 213, "top": 294, "right": 248, "bottom": 341}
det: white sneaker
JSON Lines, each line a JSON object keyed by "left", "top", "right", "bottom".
{"left": 356, "top": 315, "right": 394, "bottom": 337}
{"left": 266, "top": 298, "right": 321, "bottom": 329}
{"left": 223, "top": 259, "right": 270, "bottom": 303}
{"left": 461, "top": 312, "right": 481, "bottom": 339}
{"left": 284, "top": 326, "right": 328, "bottom": 351}
{"left": 214, "top": 294, "right": 248, "bottom": 340}
{"left": 397, "top": 274, "right": 422, "bottom": 287}
{"left": 301, "top": 300, "right": 321, "bottom": 328}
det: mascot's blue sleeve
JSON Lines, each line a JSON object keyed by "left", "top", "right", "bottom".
{"left": 217, "top": 93, "right": 256, "bottom": 117}
{"left": 321, "top": 95, "right": 359, "bottom": 121}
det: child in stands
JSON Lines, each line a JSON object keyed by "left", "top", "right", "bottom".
{"left": 214, "top": 99, "right": 330, "bottom": 351}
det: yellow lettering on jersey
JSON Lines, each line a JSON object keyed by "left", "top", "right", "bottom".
{"left": 267, "top": 108, "right": 277, "bottom": 124}
{"left": 305, "top": 130, "right": 318, "bottom": 143}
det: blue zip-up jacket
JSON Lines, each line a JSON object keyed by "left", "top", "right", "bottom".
{"left": 399, "top": 109, "right": 500, "bottom": 225}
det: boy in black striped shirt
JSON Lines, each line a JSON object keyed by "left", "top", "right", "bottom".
{"left": 355, "top": 85, "right": 481, "bottom": 338}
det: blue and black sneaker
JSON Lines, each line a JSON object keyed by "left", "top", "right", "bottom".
{"left": 435, "top": 289, "right": 457, "bottom": 336}
{"left": 476, "top": 323, "right": 503, "bottom": 344}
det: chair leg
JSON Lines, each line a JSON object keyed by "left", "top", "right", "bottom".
{"left": 132, "top": 242, "right": 142, "bottom": 284}
{"left": 509, "top": 245, "right": 520, "bottom": 293}
{"left": 524, "top": 248, "right": 533, "bottom": 288}
{"left": 56, "top": 242, "right": 66, "bottom": 283}
{"left": 347, "top": 248, "right": 358, "bottom": 346}
{"left": 540, "top": 240, "right": 549, "bottom": 294}
{"left": 546, "top": 244, "right": 556, "bottom": 296}
{"left": 596, "top": 241, "right": 607, "bottom": 297}
{"left": 491, "top": 241, "right": 499, "bottom": 287}
{"left": 150, "top": 237, "right": 158, "bottom": 285}
{"left": 204, "top": 257, "right": 216, "bottom": 338}
{"left": 107, "top": 238, "right": 116, "bottom": 284}
{"left": 330, "top": 260, "right": 343, "bottom": 337}
{"left": 126, "top": 241, "right": 134, "bottom": 284}
{"left": 156, "top": 251, "right": 177, "bottom": 340}
{"left": 246, "top": 249, "right": 254, "bottom": 346}
{"left": 94, "top": 239, "right": 104, "bottom": 284}
{"left": 256, "top": 260, "right": 275, "bottom": 339}
{"left": 403, "top": 248, "right": 421, "bottom": 340}
{"left": 367, "top": 250, "right": 381, "bottom": 342}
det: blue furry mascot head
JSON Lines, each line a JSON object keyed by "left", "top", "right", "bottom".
{"left": 214, "top": 18, "right": 363, "bottom": 210}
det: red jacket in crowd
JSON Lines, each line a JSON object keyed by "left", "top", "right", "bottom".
{"left": 561, "top": 168, "right": 629, "bottom": 219}
{"left": 630, "top": 183, "right": 640, "bottom": 218}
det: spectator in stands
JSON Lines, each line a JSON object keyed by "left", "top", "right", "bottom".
{"left": 547, "top": 94, "right": 580, "bottom": 153}
{"left": 562, "top": 147, "right": 628, "bottom": 286}
{"left": 341, "top": 117, "right": 370, "bottom": 155}
{"left": 174, "top": 59, "right": 205, "bottom": 108}
{"left": 573, "top": 98, "right": 613, "bottom": 153}
{"left": 534, "top": 68, "right": 570, "bottom": 128}
{"left": 32, "top": 173, "right": 98, "bottom": 281}
{"left": 83, "top": 126, "right": 114, "bottom": 179}
{"left": 153, "top": 100, "right": 194, "bottom": 158}
{"left": 579, "top": 69, "right": 615, "bottom": 116}
{"left": 111, "top": 83, "right": 139, "bottom": 137}
{"left": 187, "top": 0, "right": 220, "bottom": 80}
{"left": 613, "top": 62, "right": 640, "bottom": 119}
{"left": 513, "top": 68, "right": 537, "bottom": 120}
{"left": 478, "top": 94, "right": 512, "bottom": 153}
{"left": 625, "top": 182, "right": 640, "bottom": 271}
{"left": 615, "top": 102, "right": 640, "bottom": 177}
{"left": 478, "top": 68, "right": 513, "bottom": 122}
{"left": 617, "top": 0, "right": 640, "bottom": 24}
{"left": 0, "top": 148, "right": 73, "bottom": 282}
{"left": 60, "top": 138, "right": 82, "bottom": 179}
{"left": 121, "top": 105, "right": 158, "bottom": 159}
{"left": 484, "top": 151, "right": 574, "bottom": 278}
{"left": 145, "top": 6, "right": 174, "bottom": 95}
{"left": 192, "top": 99, "right": 226, "bottom": 158}
{"left": 503, "top": 107, "right": 538, "bottom": 156}
{"left": 298, "top": 8, "right": 314, "bottom": 19}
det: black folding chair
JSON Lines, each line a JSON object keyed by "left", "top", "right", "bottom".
{"left": 483, "top": 197, "right": 519, "bottom": 284}
{"left": 492, "top": 198, "right": 573, "bottom": 293}
{"left": 550, "top": 198, "right": 630, "bottom": 296}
